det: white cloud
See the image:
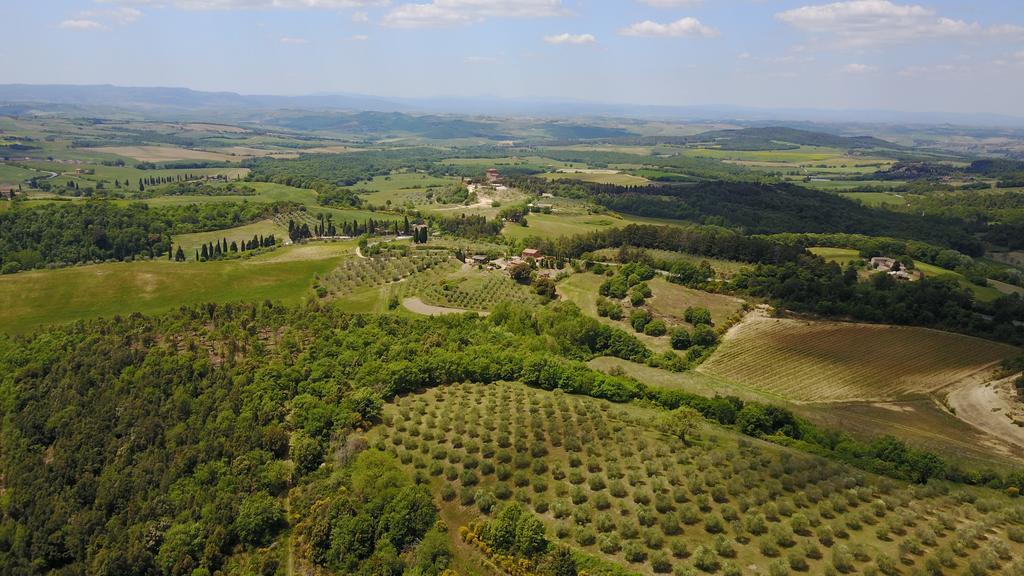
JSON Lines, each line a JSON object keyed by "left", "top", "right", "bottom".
{"left": 382, "top": 0, "right": 566, "bottom": 28}
{"left": 463, "top": 56, "right": 498, "bottom": 64}
{"left": 637, "top": 0, "right": 704, "bottom": 6}
{"left": 843, "top": 62, "right": 876, "bottom": 73}
{"left": 351, "top": 10, "right": 369, "bottom": 22}
{"left": 59, "top": 19, "right": 107, "bottom": 30}
{"left": 97, "top": 7, "right": 142, "bottom": 23}
{"left": 351, "top": 34, "right": 370, "bottom": 40}
{"left": 279, "top": 36, "right": 309, "bottom": 44}
{"left": 777, "top": 0, "right": 1023, "bottom": 47}
{"left": 544, "top": 33, "right": 596, "bottom": 45}
{"left": 620, "top": 17, "right": 718, "bottom": 38}
{"left": 97, "top": 0, "right": 387, "bottom": 9}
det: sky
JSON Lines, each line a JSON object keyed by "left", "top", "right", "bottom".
{"left": 2, "top": 0, "right": 1024, "bottom": 115}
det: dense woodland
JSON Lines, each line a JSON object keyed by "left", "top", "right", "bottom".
{"left": 573, "top": 181, "right": 984, "bottom": 255}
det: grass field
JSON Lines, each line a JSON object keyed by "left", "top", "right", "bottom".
{"left": 0, "top": 164, "right": 37, "bottom": 186}
{"left": 347, "top": 172, "right": 461, "bottom": 207}
{"left": 839, "top": 192, "right": 908, "bottom": 207}
{"left": 558, "top": 273, "right": 671, "bottom": 352}
{"left": 502, "top": 213, "right": 630, "bottom": 241}
{"left": 376, "top": 381, "right": 1024, "bottom": 576}
{"left": 699, "top": 312, "right": 1018, "bottom": 404}
{"left": 0, "top": 243, "right": 350, "bottom": 334}
{"left": 541, "top": 170, "right": 650, "bottom": 186}
{"left": 172, "top": 219, "right": 288, "bottom": 257}
{"left": 92, "top": 145, "right": 242, "bottom": 163}
{"left": 645, "top": 277, "right": 746, "bottom": 329}
{"left": 586, "top": 248, "right": 751, "bottom": 278}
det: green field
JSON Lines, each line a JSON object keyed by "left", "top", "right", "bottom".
{"left": 0, "top": 164, "right": 38, "bottom": 186}
{"left": 0, "top": 243, "right": 350, "bottom": 334}
{"left": 540, "top": 171, "right": 650, "bottom": 186}
{"left": 502, "top": 213, "right": 631, "bottom": 241}
{"left": 586, "top": 248, "right": 751, "bottom": 278}
{"left": 839, "top": 191, "right": 908, "bottom": 206}
{"left": 346, "top": 172, "right": 461, "bottom": 207}
{"left": 172, "top": 219, "right": 288, "bottom": 257}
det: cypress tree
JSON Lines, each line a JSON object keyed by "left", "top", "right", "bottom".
{"left": 200, "top": 244, "right": 208, "bottom": 260}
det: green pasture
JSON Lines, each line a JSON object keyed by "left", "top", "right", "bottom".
{"left": 171, "top": 219, "right": 288, "bottom": 257}
{"left": 0, "top": 243, "right": 351, "bottom": 334}
{"left": 540, "top": 171, "right": 650, "bottom": 186}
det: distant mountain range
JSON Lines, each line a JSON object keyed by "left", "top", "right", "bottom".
{"left": 2, "top": 84, "right": 1024, "bottom": 128}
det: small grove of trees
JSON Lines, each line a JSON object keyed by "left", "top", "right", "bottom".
{"left": 478, "top": 503, "right": 577, "bottom": 576}
{"left": 190, "top": 234, "right": 277, "bottom": 262}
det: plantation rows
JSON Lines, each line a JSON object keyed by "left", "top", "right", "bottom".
{"left": 272, "top": 210, "right": 320, "bottom": 229}
{"left": 421, "top": 272, "right": 540, "bottom": 311}
{"left": 376, "top": 383, "right": 1024, "bottom": 576}
{"left": 320, "top": 250, "right": 453, "bottom": 297}
{"left": 392, "top": 266, "right": 541, "bottom": 311}
{"left": 701, "top": 316, "right": 1016, "bottom": 403}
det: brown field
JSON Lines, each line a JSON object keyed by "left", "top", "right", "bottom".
{"left": 645, "top": 277, "right": 746, "bottom": 329}
{"left": 93, "top": 145, "right": 239, "bottom": 163}
{"left": 699, "top": 312, "right": 1018, "bottom": 404}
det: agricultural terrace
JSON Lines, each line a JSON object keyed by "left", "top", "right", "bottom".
{"left": 377, "top": 381, "right": 1024, "bottom": 576}
{"left": 699, "top": 313, "right": 1019, "bottom": 403}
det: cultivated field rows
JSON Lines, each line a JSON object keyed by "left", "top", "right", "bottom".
{"left": 700, "top": 315, "right": 1017, "bottom": 403}
{"left": 375, "top": 382, "right": 1024, "bottom": 576}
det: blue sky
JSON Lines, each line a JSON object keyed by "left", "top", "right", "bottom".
{"left": 3, "top": 0, "right": 1024, "bottom": 115}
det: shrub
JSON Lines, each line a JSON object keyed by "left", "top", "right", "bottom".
{"left": 644, "top": 319, "right": 668, "bottom": 337}
{"left": 624, "top": 542, "right": 647, "bottom": 564}
{"left": 576, "top": 527, "right": 596, "bottom": 547}
{"left": 650, "top": 551, "right": 673, "bottom": 574}
{"left": 441, "top": 485, "right": 456, "bottom": 502}
{"left": 705, "top": 515, "right": 725, "bottom": 534}
{"left": 788, "top": 550, "right": 808, "bottom": 571}
{"left": 477, "top": 491, "right": 497, "bottom": 514}
{"left": 671, "top": 540, "right": 689, "bottom": 559}
{"left": 714, "top": 535, "right": 736, "bottom": 559}
{"left": 599, "top": 534, "right": 621, "bottom": 554}
{"left": 693, "top": 545, "right": 719, "bottom": 572}
{"left": 670, "top": 328, "right": 692, "bottom": 350}
{"left": 831, "top": 544, "right": 853, "bottom": 573}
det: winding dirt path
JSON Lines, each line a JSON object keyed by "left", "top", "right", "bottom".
{"left": 402, "top": 297, "right": 488, "bottom": 317}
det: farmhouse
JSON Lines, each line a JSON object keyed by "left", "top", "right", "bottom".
{"left": 870, "top": 257, "right": 896, "bottom": 271}
{"left": 521, "top": 248, "right": 542, "bottom": 260}
{"left": 471, "top": 254, "right": 489, "bottom": 265}
{"left": 486, "top": 168, "right": 501, "bottom": 183}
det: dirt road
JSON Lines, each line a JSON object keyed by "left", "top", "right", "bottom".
{"left": 402, "top": 297, "right": 487, "bottom": 317}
